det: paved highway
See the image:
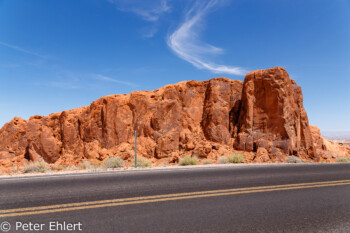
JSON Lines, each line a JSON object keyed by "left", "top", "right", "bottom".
{"left": 1, "top": 163, "right": 350, "bottom": 233}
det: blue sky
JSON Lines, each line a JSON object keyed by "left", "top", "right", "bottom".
{"left": 0, "top": 0, "right": 349, "bottom": 133}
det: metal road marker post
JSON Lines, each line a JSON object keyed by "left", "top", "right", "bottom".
{"left": 135, "top": 130, "right": 137, "bottom": 168}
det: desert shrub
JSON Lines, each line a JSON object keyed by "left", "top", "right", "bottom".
{"left": 202, "top": 159, "right": 213, "bottom": 165}
{"left": 132, "top": 157, "right": 152, "bottom": 168}
{"left": 11, "top": 167, "right": 20, "bottom": 174}
{"left": 79, "top": 160, "right": 95, "bottom": 170}
{"left": 336, "top": 157, "right": 350, "bottom": 163}
{"left": 66, "top": 165, "right": 78, "bottom": 171}
{"left": 217, "top": 156, "right": 228, "bottom": 164}
{"left": 228, "top": 153, "right": 245, "bottom": 163}
{"left": 179, "top": 156, "right": 198, "bottom": 166}
{"left": 23, "top": 161, "right": 48, "bottom": 173}
{"left": 286, "top": 155, "right": 305, "bottom": 163}
{"left": 103, "top": 157, "right": 124, "bottom": 169}
{"left": 91, "top": 160, "right": 101, "bottom": 167}
{"left": 52, "top": 164, "right": 64, "bottom": 171}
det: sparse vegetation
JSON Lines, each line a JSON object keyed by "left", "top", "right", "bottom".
{"left": 23, "top": 161, "right": 48, "bottom": 173}
{"left": 103, "top": 157, "right": 124, "bottom": 169}
{"left": 66, "top": 165, "right": 78, "bottom": 171}
{"left": 228, "top": 153, "right": 245, "bottom": 163}
{"left": 336, "top": 157, "right": 350, "bottom": 163}
{"left": 11, "top": 167, "right": 20, "bottom": 174}
{"left": 217, "top": 156, "right": 228, "bottom": 164}
{"left": 91, "top": 160, "right": 101, "bottom": 168}
{"left": 134, "top": 157, "right": 152, "bottom": 168}
{"left": 79, "top": 160, "right": 95, "bottom": 170}
{"left": 52, "top": 164, "right": 64, "bottom": 171}
{"left": 286, "top": 155, "right": 305, "bottom": 163}
{"left": 179, "top": 156, "right": 198, "bottom": 166}
{"left": 202, "top": 159, "right": 213, "bottom": 165}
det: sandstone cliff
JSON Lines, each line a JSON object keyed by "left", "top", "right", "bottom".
{"left": 0, "top": 67, "right": 348, "bottom": 173}
{"left": 235, "top": 68, "right": 315, "bottom": 161}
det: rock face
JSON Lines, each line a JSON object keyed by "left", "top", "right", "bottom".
{"left": 0, "top": 78, "right": 243, "bottom": 172}
{"left": 310, "top": 125, "right": 350, "bottom": 161}
{"left": 0, "top": 67, "right": 348, "bottom": 173}
{"left": 235, "top": 68, "right": 316, "bottom": 160}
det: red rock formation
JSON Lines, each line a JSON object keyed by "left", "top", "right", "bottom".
{"left": 235, "top": 67, "right": 316, "bottom": 161}
{"left": 0, "top": 67, "right": 348, "bottom": 173}
{"left": 310, "top": 125, "right": 350, "bottom": 161}
{"left": 0, "top": 78, "right": 243, "bottom": 173}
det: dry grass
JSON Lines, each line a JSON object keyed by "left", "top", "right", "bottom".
{"left": 133, "top": 157, "right": 152, "bottom": 168}
{"left": 103, "top": 157, "right": 124, "bottom": 169}
{"left": 202, "top": 159, "right": 213, "bottom": 165}
{"left": 66, "top": 165, "right": 78, "bottom": 171}
{"left": 217, "top": 156, "right": 228, "bottom": 164}
{"left": 51, "top": 164, "right": 64, "bottom": 171}
{"left": 179, "top": 156, "right": 198, "bottom": 166}
{"left": 286, "top": 156, "right": 305, "bottom": 163}
{"left": 23, "top": 161, "right": 49, "bottom": 173}
{"left": 79, "top": 160, "right": 95, "bottom": 170}
{"left": 228, "top": 153, "right": 245, "bottom": 163}
{"left": 336, "top": 157, "right": 350, "bottom": 163}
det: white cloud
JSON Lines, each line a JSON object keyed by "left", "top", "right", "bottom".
{"left": 0, "top": 41, "right": 47, "bottom": 58}
{"left": 96, "top": 74, "right": 136, "bottom": 87}
{"left": 108, "top": 0, "right": 170, "bottom": 22}
{"left": 167, "top": 0, "right": 246, "bottom": 75}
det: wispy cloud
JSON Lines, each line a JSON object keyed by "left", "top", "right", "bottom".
{"left": 108, "top": 0, "right": 170, "bottom": 22}
{"left": 46, "top": 82, "right": 81, "bottom": 89}
{"left": 33, "top": 81, "right": 81, "bottom": 89}
{"left": 141, "top": 27, "right": 158, "bottom": 39}
{"left": 0, "top": 41, "right": 47, "bottom": 58}
{"left": 167, "top": 0, "right": 246, "bottom": 75}
{"left": 96, "top": 74, "right": 137, "bottom": 87}
{"left": 108, "top": 0, "right": 171, "bottom": 38}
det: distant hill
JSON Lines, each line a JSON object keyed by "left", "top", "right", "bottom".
{"left": 322, "top": 132, "right": 350, "bottom": 140}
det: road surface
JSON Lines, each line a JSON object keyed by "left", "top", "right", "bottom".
{"left": 1, "top": 163, "right": 350, "bottom": 232}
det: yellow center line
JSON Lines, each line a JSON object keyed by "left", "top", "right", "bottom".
{"left": 1, "top": 179, "right": 349, "bottom": 215}
{"left": 1, "top": 180, "right": 350, "bottom": 218}
{"left": 2, "top": 182, "right": 350, "bottom": 218}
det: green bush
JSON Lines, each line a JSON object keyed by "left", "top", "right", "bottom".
{"left": 179, "top": 156, "right": 198, "bottom": 166}
{"left": 23, "top": 161, "right": 48, "bottom": 173}
{"left": 103, "top": 157, "right": 124, "bottom": 169}
{"left": 336, "top": 157, "right": 350, "bottom": 163}
{"left": 217, "top": 156, "right": 228, "bottom": 164}
{"left": 286, "top": 156, "right": 305, "bottom": 163}
{"left": 228, "top": 153, "right": 245, "bottom": 163}
{"left": 132, "top": 157, "right": 152, "bottom": 168}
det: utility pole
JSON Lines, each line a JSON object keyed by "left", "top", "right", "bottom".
{"left": 134, "top": 130, "right": 137, "bottom": 168}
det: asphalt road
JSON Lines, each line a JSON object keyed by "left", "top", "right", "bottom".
{"left": 1, "top": 163, "right": 350, "bottom": 233}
